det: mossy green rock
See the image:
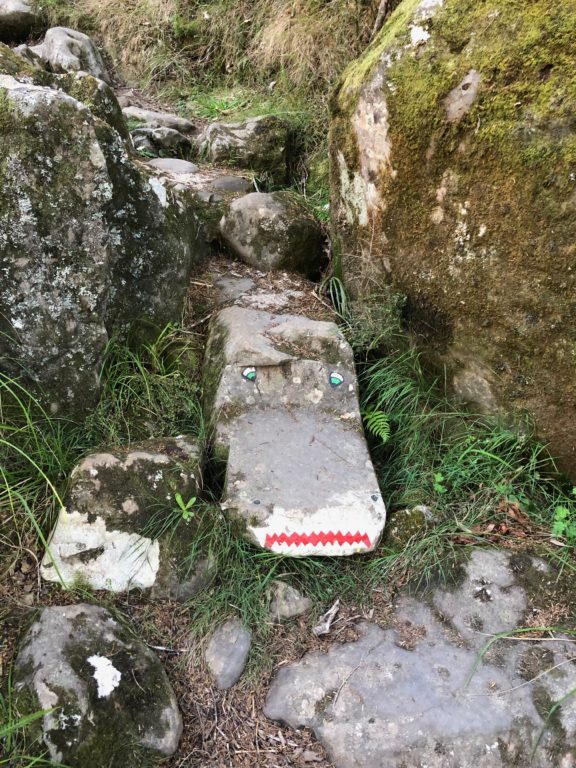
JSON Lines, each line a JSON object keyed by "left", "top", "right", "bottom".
{"left": 40, "top": 437, "right": 212, "bottom": 600}
{"left": 0, "top": 71, "right": 204, "bottom": 416}
{"left": 330, "top": 0, "right": 576, "bottom": 479}
{"left": 14, "top": 604, "right": 182, "bottom": 767}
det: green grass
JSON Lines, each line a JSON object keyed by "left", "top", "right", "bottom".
{"left": 0, "top": 676, "right": 66, "bottom": 767}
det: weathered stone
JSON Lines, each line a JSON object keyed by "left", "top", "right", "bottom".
{"left": 150, "top": 166, "right": 255, "bottom": 244}
{"left": 268, "top": 580, "right": 312, "bottom": 622}
{"left": 14, "top": 604, "right": 182, "bottom": 767}
{"left": 204, "top": 306, "right": 386, "bottom": 556}
{"left": 0, "top": 0, "right": 43, "bottom": 43}
{"left": 147, "top": 157, "right": 199, "bottom": 174}
{"left": 265, "top": 549, "right": 576, "bottom": 767}
{"left": 197, "top": 115, "right": 289, "bottom": 180}
{"left": 205, "top": 619, "right": 251, "bottom": 689}
{"left": 131, "top": 126, "right": 192, "bottom": 156}
{"left": 210, "top": 174, "right": 253, "bottom": 193}
{"left": 0, "top": 75, "right": 205, "bottom": 415}
{"left": 31, "top": 27, "right": 109, "bottom": 82}
{"left": 219, "top": 192, "right": 325, "bottom": 278}
{"left": 330, "top": 0, "right": 576, "bottom": 479}
{"left": 123, "top": 105, "right": 196, "bottom": 134}
{"left": 41, "top": 437, "right": 207, "bottom": 598}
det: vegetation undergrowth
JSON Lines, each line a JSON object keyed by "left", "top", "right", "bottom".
{"left": 324, "top": 276, "right": 576, "bottom": 584}
{"left": 41, "top": 0, "right": 390, "bottom": 202}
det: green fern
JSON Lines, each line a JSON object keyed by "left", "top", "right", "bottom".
{"left": 362, "top": 409, "right": 391, "bottom": 444}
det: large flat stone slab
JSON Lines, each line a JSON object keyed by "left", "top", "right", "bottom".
{"left": 264, "top": 550, "right": 576, "bottom": 766}
{"left": 205, "top": 305, "right": 386, "bottom": 556}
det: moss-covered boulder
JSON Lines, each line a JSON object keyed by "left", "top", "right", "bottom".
{"left": 40, "top": 437, "right": 212, "bottom": 600}
{"left": 14, "top": 604, "right": 182, "bottom": 767}
{"left": 330, "top": 0, "right": 576, "bottom": 479}
{"left": 0, "top": 72, "right": 205, "bottom": 416}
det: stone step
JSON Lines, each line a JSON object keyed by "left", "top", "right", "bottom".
{"left": 204, "top": 302, "right": 386, "bottom": 556}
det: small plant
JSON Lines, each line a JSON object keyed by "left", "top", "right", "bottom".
{"left": 363, "top": 409, "right": 391, "bottom": 444}
{"left": 433, "top": 472, "right": 448, "bottom": 495}
{"left": 551, "top": 488, "right": 576, "bottom": 542}
{"left": 174, "top": 492, "right": 196, "bottom": 522}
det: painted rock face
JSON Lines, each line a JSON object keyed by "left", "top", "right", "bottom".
{"left": 205, "top": 306, "right": 386, "bottom": 556}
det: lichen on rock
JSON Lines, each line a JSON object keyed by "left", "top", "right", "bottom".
{"left": 0, "top": 66, "right": 205, "bottom": 416}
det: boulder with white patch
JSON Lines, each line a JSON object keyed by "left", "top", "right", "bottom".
{"left": 204, "top": 305, "right": 386, "bottom": 556}
{"left": 41, "top": 437, "right": 211, "bottom": 599}
{"left": 13, "top": 604, "right": 182, "bottom": 767}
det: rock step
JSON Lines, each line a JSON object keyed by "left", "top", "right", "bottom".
{"left": 204, "top": 283, "right": 386, "bottom": 556}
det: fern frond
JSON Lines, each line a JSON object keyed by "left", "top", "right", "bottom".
{"left": 362, "top": 409, "right": 391, "bottom": 444}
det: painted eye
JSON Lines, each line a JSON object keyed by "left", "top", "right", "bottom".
{"left": 242, "top": 367, "right": 257, "bottom": 382}
{"left": 329, "top": 371, "right": 344, "bottom": 388}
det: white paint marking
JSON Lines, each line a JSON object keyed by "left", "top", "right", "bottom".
{"left": 87, "top": 655, "right": 121, "bottom": 698}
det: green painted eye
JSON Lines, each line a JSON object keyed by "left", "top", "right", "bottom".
{"left": 329, "top": 371, "right": 344, "bottom": 388}
{"left": 242, "top": 367, "right": 257, "bottom": 382}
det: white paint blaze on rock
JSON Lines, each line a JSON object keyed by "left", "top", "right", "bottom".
{"left": 13, "top": 604, "right": 182, "bottom": 765}
{"left": 42, "top": 509, "right": 160, "bottom": 590}
{"left": 205, "top": 304, "right": 386, "bottom": 556}
{"left": 87, "top": 655, "right": 122, "bottom": 698}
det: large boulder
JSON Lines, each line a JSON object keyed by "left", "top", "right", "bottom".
{"left": 0, "top": 0, "right": 43, "bottom": 43}
{"left": 265, "top": 549, "right": 576, "bottom": 767}
{"left": 41, "top": 437, "right": 211, "bottom": 600}
{"left": 197, "top": 115, "right": 289, "bottom": 181}
{"left": 14, "top": 604, "right": 182, "bottom": 767}
{"left": 0, "top": 72, "right": 205, "bottom": 416}
{"left": 330, "top": 0, "right": 576, "bottom": 478}
{"left": 30, "top": 27, "right": 110, "bottom": 82}
{"left": 219, "top": 191, "right": 325, "bottom": 278}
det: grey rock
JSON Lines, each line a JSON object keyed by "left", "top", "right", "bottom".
{"left": 219, "top": 191, "right": 325, "bottom": 277}
{"left": 152, "top": 167, "right": 254, "bottom": 245}
{"left": 0, "top": 0, "right": 43, "bottom": 43}
{"left": 204, "top": 306, "right": 386, "bottom": 556}
{"left": 147, "top": 156, "right": 199, "bottom": 174}
{"left": 205, "top": 619, "right": 252, "bottom": 689}
{"left": 41, "top": 437, "right": 206, "bottom": 598}
{"left": 14, "top": 604, "right": 182, "bottom": 767}
{"left": 197, "top": 115, "right": 289, "bottom": 180}
{"left": 214, "top": 275, "right": 256, "bottom": 304}
{"left": 0, "top": 74, "right": 205, "bottom": 416}
{"left": 131, "top": 126, "right": 192, "bottom": 156}
{"left": 265, "top": 550, "right": 576, "bottom": 767}
{"left": 210, "top": 174, "right": 253, "bottom": 193}
{"left": 269, "top": 580, "right": 312, "bottom": 622}
{"left": 123, "top": 105, "right": 196, "bottom": 134}
{"left": 31, "top": 27, "right": 109, "bottom": 82}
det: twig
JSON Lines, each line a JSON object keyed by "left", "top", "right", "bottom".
{"left": 467, "top": 657, "right": 576, "bottom": 697}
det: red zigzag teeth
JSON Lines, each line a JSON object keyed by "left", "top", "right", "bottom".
{"left": 265, "top": 531, "right": 371, "bottom": 548}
